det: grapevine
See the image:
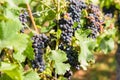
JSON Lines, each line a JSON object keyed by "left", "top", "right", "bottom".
{"left": 0, "top": 0, "right": 118, "bottom": 80}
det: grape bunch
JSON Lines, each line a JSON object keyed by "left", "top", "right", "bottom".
{"left": 58, "top": 0, "right": 87, "bottom": 47}
{"left": 68, "top": 0, "right": 86, "bottom": 31}
{"left": 59, "top": 13, "right": 74, "bottom": 46}
{"left": 31, "top": 34, "right": 49, "bottom": 72}
{"left": 103, "top": 5, "right": 115, "bottom": 17}
{"left": 64, "top": 70, "right": 73, "bottom": 80}
{"left": 64, "top": 46, "right": 80, "bottom": 69}
{"left": 19, "top": 10, "right": 28, "bottom": 33}
{"left": 68, "top": 0, "right": 86, "bottom": 22}
{"left": 85, "top": 4, "right": 104, "bottom": 38}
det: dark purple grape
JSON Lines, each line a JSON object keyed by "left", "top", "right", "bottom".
{"left": 68, "top": 0, "right": 86, "bottom": 22}
{"left": 64, "top": 46, "right": 80, "bottom": 69}
{"left": 59, "top": 16, "right": 73, "bottom": 45}
{"left": 19, "top": 10, "right": 28, "bottom": 33}
{"left": 58, "top": 0, "right": 87, "bottom": 46}
{"left": 85, "top": 4, "right": 104, "bottom": 38}
{"left": 64, "top": 70, "right": 73, "bottom": 80}
{"left": 31, "top": 34, "right": 49, "bottom": 72}
{"left": 67, "top": 0, "right": 86, "bottom": 33}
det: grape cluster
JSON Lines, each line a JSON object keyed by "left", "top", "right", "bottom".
{"left": 64, "top": 70, "right": 73, "bottom": 80}
{"left": 85, "top": 4, "right": 104, "bottom": 38}
{"left": 58, "top": 0, "right": 87, "bottom": 46}
{"left": 19, "top": 10, "right": 28, "bottom": 33}
{"left": 64, "top": 46, "right": 80, "bottom": 69}
{"left": 103, "top": 5, "right": 116, "bottom": 17}
{"left": 68, "top": 0, "right": 86, "bottom": 32}
{"left": 59, "top": 13, "right": 74, "bottom": 45}
{"left": 31, "top": 34, "right": 49, "bottom": 72}
{"left": 68, "top": 0, "right": 86, "bottom": 22}
{"left": 58, "top": 1, "right": 86, "bottom": 74}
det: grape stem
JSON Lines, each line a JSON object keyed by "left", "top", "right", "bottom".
{"left": 26, "top": 3, "right": 39, "bottom": 34}
{"left": 57, "top": 0, "right": 60, "bottom": 20}
{"left": 39, "top": 1, "right": 56, "bottom": 13}
{"left": 31, "top": 8, "right": 56, "bottom": 16}
{"left": 55, "top": 0, "right": 60, "bottom": 50}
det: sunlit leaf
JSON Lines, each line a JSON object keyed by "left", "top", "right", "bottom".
{"left": 0, "top": 20, "right": 28, "bottom": 62}
{"left": 23, "top": 71, "right": 40, "bottom": 80}
{"left": 0, "top": 62, "right": 23, "bottom": 80}
{"left": 50, "top": 50, "right": 70, "bottom": 74}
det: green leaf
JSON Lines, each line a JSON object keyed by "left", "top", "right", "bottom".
{"left": 99, "top": 37, "right": 114, "bottom": 54}
{"left": 56, "top": 29, "right": 62, "bottom": 39}
{"left": 45, "top": 10, "right": 56, "bottom": 20}
{"left": 41, "top": 21, "right": 56, "bottom": 33}
{"left": 116, "top": 3, "right": 120, "bottom": 10}
{"left": 50, "top": 50, "right": 70, "bottom": 75}
{"left": 12, "top": 0, "right": 31, "bottom": 4}
{"left": 0, "top": 20, "right": 28, "bottom": 62}
{"left": 0, "top": 62, "right": 17, "bottom": 71}
{"left": 4, "top": 0, "right": 18, "bottom": 8}
{"left": 0, "top": 74, "right": 13, "bottom": 80}
{"left": 0, "top": 0, "right": 20, "bottom": 21}
{"left": 0, "top": 62, "right": 23, "bottom": 80}
{"left": 4, "top": 8, "right": 19, "bottom": 20}
{"left": 0, "top": 20, "right": 20, "bottom": 39}
{"left": 58, "top": 76, "right": 67, "bottom": 80}
{"left": 118, "top": 40, "right": 120, "bottom": 44}
{"left": 75, "top": 30, "right": 95, "bottom": 70}
{"left": 23, "top": 71, "right": 40, "bottom": 80}
{"left": 13, "top": 52, "right": 26, "bottom": 62}
{"left": 23, "top": 38, "right": 34, "bottom": 60}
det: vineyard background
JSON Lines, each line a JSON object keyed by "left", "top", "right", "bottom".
{"left": 72, "top": 48, "right": 117, "bottom": 80}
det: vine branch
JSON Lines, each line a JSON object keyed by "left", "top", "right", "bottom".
{"left": 55, "top": 0, "right": 60, "bottom": 50}
{"left": 39, "top": 1, "right": 56, "bottom": 13}
{"left": 26, "top": 3, "right": 39, "bottom": 34}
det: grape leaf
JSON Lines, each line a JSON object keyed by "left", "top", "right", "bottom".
{"left": 99, "top": 37, "right": 114, "bottom": 54}
{"left": 45, "top": 10, "right": 56, "bottom": 20}
{"left": 3, "top": 0, "right": 17, "bottom": 8}
{"left": 0, "top": 20, "right": 28, "bottom": 62}
{"left": 23, "top": 71, "right": 40, "bottom": 80}
{"left": 75, "top": 30, "right": 95, "bottom": 70}
{"left": 0, "top": 0, "right": 20, "bottom": 21}
{"left": 78, "top": 41, "right": 93, "bottom": 70}
{"left": 13, "top": 52, "right": 26, "bottom": 62}
{"left": 41, "top": 21, "right": 56, "bottom": 33}
{"left": 23, "top": 38, "right": 34, "bottom": 60}
{"left": 0, "top": 62, "right": 23, "bottom": 80}
{"left": 0, "top": 62, "right": 17, "bottom": 71}
{"left": 4, "top": 8, "right": 19, "bottom": 21}
{"left": 0, "top": 74, "right": 13, "bottom": 80}
{"left": 50, "top": 50, "right": 70, "bottom": 75}
{"left": 6, "top": 0, "right": 31, "bottom": 5}
{"left": 13, "top": 0, "right": 31, "bottom": 4}
{"left": 58, "top": 77, "right": 67, "bottom": 80}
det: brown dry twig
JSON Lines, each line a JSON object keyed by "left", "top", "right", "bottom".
{"left": 26, "top": 3, "right": 39, "bottom": 34}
